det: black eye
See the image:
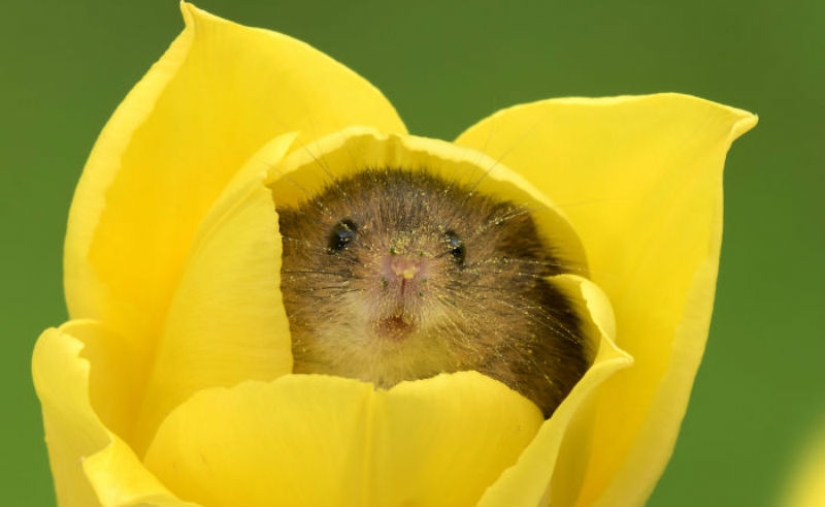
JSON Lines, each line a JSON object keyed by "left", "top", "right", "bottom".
{"left": 327, "top": 219, "right": 357, "bottom": 253}
{"left": 445, "top": 230, "right": 465, "bottom": 265}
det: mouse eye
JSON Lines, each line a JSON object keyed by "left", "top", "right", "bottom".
{"left": 445, "top": 230, "right": 465, "bottom": 265}
{"left": 327, "top": 219, "right": 357, "bottom": 253}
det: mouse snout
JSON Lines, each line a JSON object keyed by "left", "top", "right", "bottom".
{"left": 389, "top": 256, "right": 429, "bottom": 282}
{"left": 381, "top": 255, "right": 430, "bottom": 298}
{"left": 391, "top": 256, "right": 422, "bottom": 280}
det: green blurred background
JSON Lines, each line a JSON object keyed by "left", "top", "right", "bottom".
{"left": 1, "top": 1, "right": 822, "bottom": 505}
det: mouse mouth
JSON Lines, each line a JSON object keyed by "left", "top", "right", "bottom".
{"left": 374, "top": 314, "right": 415, "bottom": 341}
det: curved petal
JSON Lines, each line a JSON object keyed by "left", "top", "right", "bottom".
{"left": 32, "top": 321, "right": 189, "bottom": 507}
{"left": 267, "top": 127, "right": 588, "bottom": 274}
{"left": 143, "top": 373, "right": 543, "bottom": 507}
{"left": 64, "top": 2, "right": 407, "bottom": 355}
{"left": 479, "top": 275, "right": 632, "bottom": 507}
{"left": 456, "top": 94, "right": 757, "bottom": 505}
{"left": 131, "top": 134, "right": 297, "bottom": 454}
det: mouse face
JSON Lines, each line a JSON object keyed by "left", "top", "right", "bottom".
{"left": 277, "top": 168, "right": 588, "bottom": 416}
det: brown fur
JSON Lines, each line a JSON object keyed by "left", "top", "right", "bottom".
{"left": 277, "top": 168, "right": 588, "bottom": 417}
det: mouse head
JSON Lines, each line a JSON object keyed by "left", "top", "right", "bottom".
{"left": 277, "top": 168, "right": 571, "bottom": 389}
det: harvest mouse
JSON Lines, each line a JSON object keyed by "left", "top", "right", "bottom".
{"left": 277, "top": 168, "right": 589, "bottom": 416}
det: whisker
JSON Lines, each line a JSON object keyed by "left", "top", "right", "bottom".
{"left": 465, "top": 115, "right": 545, "bottom": 197}
{"left": 448, "top": 286, "right": 582, "bottom": 347}
{"left": 441, "top": 293, "right": 559, "bottom": 388}
{"left": 281, "top": 269, "right": 353, "bottom": 278}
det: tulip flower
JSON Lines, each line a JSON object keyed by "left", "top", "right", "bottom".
{"left": 33, "top": 3, "right": 756, "bottom": 506}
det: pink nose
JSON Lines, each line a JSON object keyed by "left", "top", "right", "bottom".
{"left": 390, "top": 257, "right": 421, "bottom": 280}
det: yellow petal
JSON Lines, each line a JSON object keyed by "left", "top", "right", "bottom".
{"left": 131, "top": 134, "right": 297, "bottom": 454}
{"left": 32, "top": 321, "right": 188, "bottom": 507}
{"left": 781, "top": 423, "right": 825, "bottom": 507}
{"left": 268, "top": 126, "right": 588, "bottom": 274}
{"left": 144, "top": 373, "right": 543, "bottom": 507}
{"left": 479, "top": 275, "right": 631, "bottom": 507}
{"left": 64, "top": 2, "right": 406, "bottom": 355}
{"left": 456, "top": 94, "right": 757, "bottom": 505}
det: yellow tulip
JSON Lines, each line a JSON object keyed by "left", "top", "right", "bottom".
{"left": 32, "top": 3, "right": 756, "bottom": 506}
